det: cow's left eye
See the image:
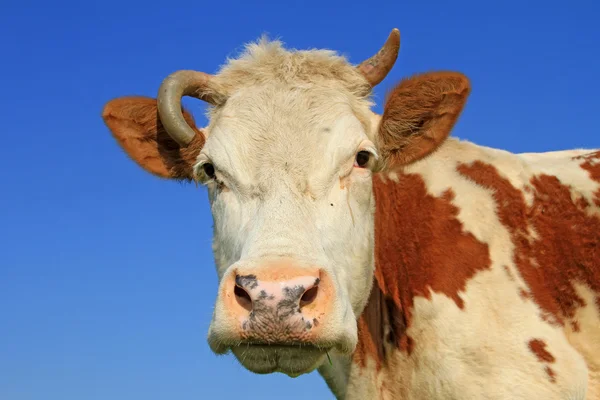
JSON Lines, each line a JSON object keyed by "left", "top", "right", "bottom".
{"left": 354, "top": 151, "right": 371, "bottom": 168}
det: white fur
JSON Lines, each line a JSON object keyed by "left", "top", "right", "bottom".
{"left": 197, "top": 80, "right": 377, "bottom": 375}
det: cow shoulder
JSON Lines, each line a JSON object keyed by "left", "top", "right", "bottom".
{"left": 351, "top": 140, "right": 593, "bottom": 399}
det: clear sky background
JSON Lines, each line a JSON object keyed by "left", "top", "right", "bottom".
{"left": 1, "top": 0, "right": 599, "bottom": 399}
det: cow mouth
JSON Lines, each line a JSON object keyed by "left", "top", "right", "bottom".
{"left": 230, "top": 343, "right": 331, "bottom": 376}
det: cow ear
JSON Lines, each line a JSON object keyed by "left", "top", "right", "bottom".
{"left": 378, "top": 71, "right": 470, "bottom": 167}
{"left": 102, "top": 96, "right": 205, "bottom": 181}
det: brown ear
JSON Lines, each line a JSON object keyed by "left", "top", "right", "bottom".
{"left": 378, "top": 71, "right": 470, "bottom": 167}
{"left": 102, "top": 96, "right": 205, "bottom": 181}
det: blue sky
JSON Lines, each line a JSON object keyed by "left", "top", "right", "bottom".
{"left": 1, "top": 0, "right": 598, "bottom": 399}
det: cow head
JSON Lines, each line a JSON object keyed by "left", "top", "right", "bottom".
{"left": 102, "top": 29, "right": 470, "bottom": 376}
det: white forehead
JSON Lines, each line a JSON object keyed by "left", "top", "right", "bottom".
{"left": 194, "top": 36, "right": 379, "bottom": 194}
{"left": 201, "top": 85, "right": 371, "bottom": 194}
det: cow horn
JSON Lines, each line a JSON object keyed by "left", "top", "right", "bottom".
{"left": 157, "top": 70, "right": 219, "bottom": 147}
{"left": 357, "top": 28, "right": 401, "bottom": 87}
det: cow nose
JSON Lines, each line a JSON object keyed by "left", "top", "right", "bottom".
{"left": 233, "top": 274, "right": 320, "bottom": 313}
{"left": 220, "top": 267, "right": 333, "bottom": 337}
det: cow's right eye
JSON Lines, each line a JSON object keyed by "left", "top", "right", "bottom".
{"left": 202, "top": 163, "right": 216, "bottom": 179}
{"left": 354, "top": 151, "right": 371, "bottom": 168}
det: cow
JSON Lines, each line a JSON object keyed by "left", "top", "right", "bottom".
{"left": 101, "top": 29, "right": 600, "bottom": 399}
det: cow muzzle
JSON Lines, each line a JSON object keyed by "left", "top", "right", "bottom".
{"left": 207, "top": 260, "right": 356, "bottom": 375}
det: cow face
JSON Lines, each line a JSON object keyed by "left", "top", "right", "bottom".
{"left": 102, "top": 30, "right": 470, "bottom": 377}
{"left": 198, "top": 84, "right": 379, "bottom": 375}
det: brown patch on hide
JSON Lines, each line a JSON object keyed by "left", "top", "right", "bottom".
{"left": 528, "top": 339, "right": 558, "bottom": 384}
{"left": 545, "top": 366, "right": 557, "bottom": 383}
{"left": 355, "top": 172, "right": 491, "bottom": 366}
{"left": 378, "top": 71, "right": 470, "bottom": 167}
{"left": 354, "top": 276, "right": 412, "bottom": 369}
{"left": 571, "top": 320, "right": 580, "bottom": 332}
{"left": 102, "top": 96, "right": 205, "bottom": 180}
{"left": 457, "top": 161, "right": 600, "bottom": 325}
{"left": 397, "top": 331, "right": 414, "bottom": 354}
{"left": 373, "top": 172, "right": 491, "bottom": 308}
{"left": 354, "top": 283, "right": 386, "bottom": 367}
{"left": 528, "top": 339, "right": 556, "bottom": 363}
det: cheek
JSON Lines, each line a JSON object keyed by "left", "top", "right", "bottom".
{"left": 347, "top": 174, "right": 376, "bottom": 304}
{"left": 321, "top": 173, "right": 375, "bottom": 312}
{"left": 208, "top": 191, "right": 247, "bottom": 275}
{"left": 323, "top": 170, "right": 374, "bottom": 232}
{"left": 348, "top": 169, "right": 375, "bottom": 207}
{"left": 345, "top": 173, "right": 375, "bottom": 262}
{"left": 320, "top": 172, "right": 375, "bottom": 263}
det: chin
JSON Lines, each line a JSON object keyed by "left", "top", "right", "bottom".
{"left": 230, "top": 344, "right": 330, "bottom": 377}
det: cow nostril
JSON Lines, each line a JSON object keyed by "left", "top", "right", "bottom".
{"left": 300, "top": 285, "right": 319, "bottom": 308}
{"left": 234, "top": 285, "right": 252, "bottom": 312}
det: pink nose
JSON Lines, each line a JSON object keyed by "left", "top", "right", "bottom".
{"left": 234, "top": 273, "right": 320, "bottom": 312}
{"left": 221, "top": 266, "right": 333, "bottom": 341}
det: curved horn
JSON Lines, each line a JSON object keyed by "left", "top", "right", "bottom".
{"left": 357, "top": 29, "right": 401, "bottom": 87}
{"left": 157, "top": 70, "right": 218, "bottom": 147}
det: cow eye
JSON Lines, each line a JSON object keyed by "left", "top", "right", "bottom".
{"left": 354, "top": 151, "right": 371, "bottom": 168}
{"left": 202, "top": 163, "right": 216, "bottom": 179}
